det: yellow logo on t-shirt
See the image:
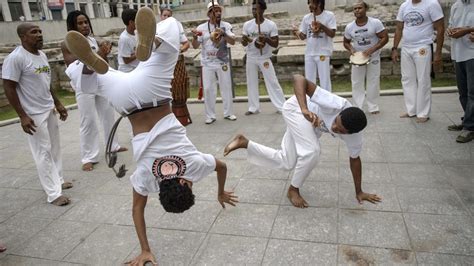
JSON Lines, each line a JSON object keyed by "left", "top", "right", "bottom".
{"left": 34, "top": 65, "right": 50, "bottom": 74}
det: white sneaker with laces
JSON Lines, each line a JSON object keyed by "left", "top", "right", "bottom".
{"left": 205, "top": 118, "right": 216, "bottom": 124}
{"left": 224, "top": 115, "right": 237, "bottom": 121}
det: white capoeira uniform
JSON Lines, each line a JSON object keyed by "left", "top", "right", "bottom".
{"left": 344, "top": 17, "right": 385, "bottom": 113}
{"left": 118, "top": 30, "right": 139, "bottom": 72}
{"left": 242, "top": 18, "right": 286, "bottom": 113}
{"left": 396, "top": 0, "right": 444, "bottom": 118}
{"left": 2, "top": 46, "right": 65, "bottom": 203}
{"left": 247, "top": 88, "right": 362, "bottom": 188}
{"left": 300, "top": 11, "right": 336, "bottom": 92}
{"left": 65, "top": 36, "right": 120, "bottom": 165}
{"left": 196, "top": 21, "right": 235, "bottom": 120}
{"left": 84, "top": 18, "right": 215, "bottom": 194}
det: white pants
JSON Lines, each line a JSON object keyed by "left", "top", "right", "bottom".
{"left": 305, "top": 54, "right": 332, "bottom": 92}
{"left": 202, "top": 64, "right": 234, "bottom": 119}
{"left": 351, "top": 57, "right": 381, "bottom": 112}
{"left": 247, "top": 99, "right": 320, "bottom": 188}
{"left": 76, "top": 92, "right": 120, "bottom": 164}
{"left": 27, "top": 110, "right": 64, "bottom": 203}
{"left": 246, "top": 59, "right": 286, "bottom": 112}
{"left": 401, "top": 45, "right": 432, "bottom": 118}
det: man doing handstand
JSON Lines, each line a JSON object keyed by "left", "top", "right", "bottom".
{"left": 225, "top": 74, "right": 381, "bottom": 208}
{"left": 64, "top": 8, "right": 237, "bottom": 265}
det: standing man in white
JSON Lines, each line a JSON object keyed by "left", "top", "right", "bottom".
{"left": 293, "top": 0, "right": 336, "bottom": 92}
{"left": 391, "top": 0, "right": 444, "bottom": 123}
{"left": 343, "top": 1, "right": 388, "bottom": 114}
{"left": 242, "top": 0, "right": 286, "bottom": 115}
{"left": 62, "top": 10, "right": 127, "bottom": 171}
{"left": 3, "top": 23, "right": 72, "bottom": 206}
{"left": 118, "top": 8, "right": 139, "bottom": 73}
{"left": 447, "top": 0, "right": 474, "bottom": 143}
{"left": 191, "top": 0, "right": 237, "bottom": 124}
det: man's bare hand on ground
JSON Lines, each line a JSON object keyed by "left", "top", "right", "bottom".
{"left": 356, "top": 192, "right": 382, "bottom": 204}
{"left": 20, "top": 115, "right": 36, "bottom": 135}
{"left": 218, "top": 191, "right": 239, "bottom": 208}
{"left": 125, "top": 250, "right": 157, "bottom": 266}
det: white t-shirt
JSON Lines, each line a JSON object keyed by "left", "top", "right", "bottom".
{"left": 308, "top": 88, "right": 362, "bottom": 158}
{"left": 449, "top": 0, "right": 474, "bottom": 62}
{"left": 177, "top": 21, "right": 188, "bottom": 44}
{"left": 196, "top": 21, "right": 235, "bottom": 67}
{"left": 131, "top": 114, "right": 216, "bottom": 196}
{"left": 344, "top": 17, "right": 385, "bottom": 58}
{"left": 242, "top": 18, "right": 278, "bottom": 60}
{"left": 2, "top": 46, "right": 54, "bottom": 115}
{"left": 299, "top": 11, "right": 337, "bottom": 56}
{"left": 118, "top": 30, "right": 139, "bottom": 72}
{"left": 396, "top": 0, "right": 444, "bottom": 48}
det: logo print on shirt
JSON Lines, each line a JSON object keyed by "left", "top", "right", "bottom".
{"left": 152, "top": 155, "right": 187, "bottom": 182}
{"left": 34, "top": 65, "right": 50, "bottom": 74}
{"left": 404, "top": 11, "right": 424, "bottom": 27}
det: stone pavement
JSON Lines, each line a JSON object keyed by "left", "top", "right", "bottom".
{"left": 0, "top": 93, "right": 473, "bottom": 265}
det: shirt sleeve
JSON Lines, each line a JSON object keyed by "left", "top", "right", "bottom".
{"left": 341, "top": 133, "right": 363, "bottom": 158}
{"left": 396, "top": 4, "right": 404, "bottom": 22}
{"left": 343, "top": 24, "right": 352, "bottom": 40}
{"left": 270, "top": 21, "right": 278, "bottom": 37}
{"left": 178, "top": 22, "right": 188, "bottom": 43}
{"left": 328, "top": 13, "right": 337, "bottom": 30}
{"left": 1, "top": 53, "right": 22, "bottom": 82}
{"left": 299, "top": 16, "right": 307, "bottom": 34}
{"left": 429, "top": 0, "right": 444, "bottom": 22}
{"left": 242, "top": 21, "right": 249, "bottom": 36}
{"left": 309, "top": 86, "right": 350, "bottom": 112}
{"left": 374, "top": 18, "right": 385, "bottom": 34}
{"left": 224, "top": 23, "right": 235, "bottom": 38}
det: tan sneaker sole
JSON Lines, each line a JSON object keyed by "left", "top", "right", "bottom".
{"left": 135, "top": 7, "right": 156, "bottom": 61}
{"left": 65, "top": 31, "right": 109, "bottom": 74}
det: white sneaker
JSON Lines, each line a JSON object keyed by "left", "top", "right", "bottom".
{"left": 205, "top": 118, "right": 216, "bottom": 124}
{"left": 224, "top": 115, "right": 237, "bottom": 121}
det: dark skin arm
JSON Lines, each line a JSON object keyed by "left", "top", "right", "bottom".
{"left": 349, "top": 157, "right": 381, "bottom": 204}
{"left": 447, "top": 26, "right": 474, "bottom": 39}
{"left": 391, "top": 21, "right": 403, "bottom": 63}
{"left": 191, "top": 29, "right": 201, "bottom": 49}
{"left": 125, "top": 190, "right": 157, "bottom": 266}
{"left": 343, "top": 36, "right": 355, "bottom": 54}
{"left": 293, "top": 74, "right": 319, "bottom": 127}
{"left": 363, "top": 29, "right": 389, "bottom": 57}
{"left": 432, "top": 18, "right": 445, "bottom": 72}
{"left": 51, "top": 88, "right": 68, "bottom": 121}
{"left": 215, "top": 159, "right": 238, "bottom": 208}
{"left": 313, "top": 21, "right": 336, "bottom": 38}
{"left": 3, "top": 79, "right": 36, "bottom": 135}
{"left": 122, "top": 54, "right": 137, "bottom": 64}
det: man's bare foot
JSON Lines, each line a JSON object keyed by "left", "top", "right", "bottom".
{"left": 416, "top": 117, "right": 430, "bottom": 123}
{"left": 62, "top": 181, "right": 73, "bottom": 190}
{"left": 51, "top": 195, "right": 70, "bottom": 206}
{"left": 82, "top": 162, "right": 97, "bottom": 171}
{"left": 287, "top": 186, "right": 308, "bottom": 208}
{"left": 399, "top": 112, "right": 415, "bottom": 118}
{"left": 223, "top": 134, "right": 249, "bottom": 156}
{"left": 114, "top": 147, "right": 128, "bottom": 153}
{"left": 0, "top": 243, "right": 6, "bottom": 253}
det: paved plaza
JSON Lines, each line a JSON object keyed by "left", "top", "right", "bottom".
{"left": 0, "top": 93, "right": 473, "bottom": 265}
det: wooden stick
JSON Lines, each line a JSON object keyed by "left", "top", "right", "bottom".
{"left": 256, "top": 0, "right": 263, "bottom": 56}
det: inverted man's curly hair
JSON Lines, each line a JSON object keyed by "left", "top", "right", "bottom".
{"left": 340, "top": 107, "right": 367, "bottom": 134}
{"left": 159, "top": 179, "right": 195, "bottom": 213}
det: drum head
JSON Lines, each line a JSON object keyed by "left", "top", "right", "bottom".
{"left": 350, "top": 52, "right": 370, "bottom": 65}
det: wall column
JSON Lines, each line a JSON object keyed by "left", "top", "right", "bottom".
{"left": 86, "top": 0, "right": 95, "bottom": 18}
{"left": 1, "top": 0, "right": 13, "bottom": 21}
{"left": 21, "top": 0, "right": 32, "bottom": 20}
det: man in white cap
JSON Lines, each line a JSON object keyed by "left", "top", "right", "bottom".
{"left": 191, "top": 0, "right": 237, "bottom": 124}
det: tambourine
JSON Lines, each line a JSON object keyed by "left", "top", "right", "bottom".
{"left": 349, "top": 51, "right": 370, "bottom": 66}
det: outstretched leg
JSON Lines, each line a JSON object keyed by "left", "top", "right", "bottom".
{"left": 223, "top": 134, "right": 249, "bottom": 156}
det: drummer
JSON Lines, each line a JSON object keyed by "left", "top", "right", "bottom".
{"left": 343, "top": 1, "right": 388, "bottom": 114}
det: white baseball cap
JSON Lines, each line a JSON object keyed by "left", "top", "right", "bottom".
{"left": 207, "top": 0, "right": 223, "bottom": 12}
